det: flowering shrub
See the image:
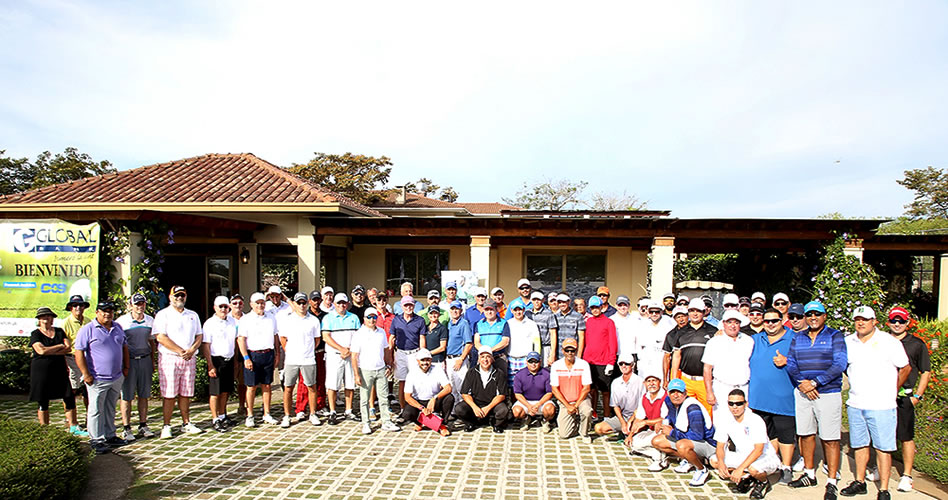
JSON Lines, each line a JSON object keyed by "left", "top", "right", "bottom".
{"left": 99, "top": 221, "right": 174, "bottom": 314}
{"left": 900, "top": 317, "right": 948, "bottom": 483}
{"left": 810, "top": 235, "right": 886, "bottom": 332}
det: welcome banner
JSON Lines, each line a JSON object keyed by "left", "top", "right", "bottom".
{"left": 0, "top": 219, "right": 99, "bottom": 336}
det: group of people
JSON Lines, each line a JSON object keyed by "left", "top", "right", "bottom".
{"left": 26, "top": 280, "right": 931, "bottom": 500}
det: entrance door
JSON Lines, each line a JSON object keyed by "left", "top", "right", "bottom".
{"left": 160, "top": 255, "right": 233, "bottom": 319}
{"left": 207, "top": 256, "right": 233, "bottom": 314}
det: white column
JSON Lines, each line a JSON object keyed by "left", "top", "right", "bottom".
{"left": 470, "top": 235, "right": 491, "bottom": 289}
{"left": 297, "top": 218, "right": 317, "bottom": 294}
{"left": 843, "top": 239, "right": 864, "bottom": 263}
{"left": 650, "top": 237, "right": 675, "bottom": 301}
{"left": 117, "top": 231, "right": 143, "bottom": 297}
{"left": 238, "top": 243, "right": 259, "bottom": 296}
{"left": 938, "top": 253, "right": 948, "bottom": 321}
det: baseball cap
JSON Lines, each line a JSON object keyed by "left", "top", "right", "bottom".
{"left": 772, "top": 292, "right": 790, "bottom": 304}
{"left": 788, "top": 303, "right": 804, "bottom": 316}
{"left": 477, "top": 346, "right": 493, "bottom": 356}
{"left": 364, "top": 307, "right": 378, "bottom": 317}
{"left": 320, "top": 286, "right": 334, "bottom": 295}
{"left": 96, "top": 300, "right": 115, "bottom": 311}
{"left": 672, "top": 306, "right": 688, "bottom": 317}
{"left": 484, "top": 298, "right": 497, "bottom": 309}
{"left": 588, "top": 296, "right": 603, "bottom": 308}
{"left": 662, "top": 292, "right": 676, "bottom": 300}
{"left": 445, "top": 281, "right": 458, "bottom": 290}
{"left": 400, "top": 295, "right": 415, "bottom": 305}
{"left": 803, "top": 301, "right": 826, "bottom": 314}
{"left": 510, "top": 302, "right": 524, "bottom": 310}
{"left": 888, "top": 306, "right": 910, "bottom": 320}
{"left": 309, "top": 291, "right": 321, "bottom": 301}
{"left": 450, "top": 300, "right": 463, "bottom": 309}
{"left": 617, "top": 353, "right": 635, "bottom": 365}
{"left": 427, "top": 290, "right": 440, "bottom": 299}
{"left": 267, "top": 285, "right": 282, "bottom": 295}
{"left": 596, "top": 286, "right": 610, "bottom": 295}
{"left": 230, "top": 293, "right": 244, "bottom": 302}
{"left": 213, "top": 296, "right": 229, "bottom": 307}
{"left": 474, "top": 287, "right": 488, "bottom": 297}
{"left": 668, "top": 379, "right": 686, "bottom": 393}
{"left": 530, "top": 291, "right": 545, "bottom": 300}
{"left": 702, "top": 296, "right": 713, "bottom": 307}
{"left": 171, "top": 286, "right": 187, "bottom": 295}
{"left": 676, "top": 294, "right": 689, "bottom": 303}
{"left": 415, "top": 349, "right": 432, "bottom": 360}
{"left": 751, "top": 292, "right": 766, "bottom": 302}
{"left": 561, "top": 338, "right": 578, "bottom": 349}
{"left": 526, "top": 351, "right": 541, "bottom": 362}
{"left": 647, "top": 300, "right": 662, "bottom": 311}
{"left": 643, "top": 371, "right": 662, "bottom": 382}
{"left": 687, "top": 298, "right": 706, "bottom": 311}
{"left": 637, "top": 298, "right": 649, "bottom": 307}
{"left": 351, "top": 284, "right": 365, "bottom": 294}
{"left": 722, "top": 309, "right": 750, "bottom": 326}
{"left": 517, "top": 278, "right": 532, "bottom": 288}
{"left": 739, "top": 296, "right": 752, "bottom": 306}
{"left": 427, "top": 305, "right": 441, "bottom": 314}
{"left": 131, "top": 292, "right": 147, "bottom": 304}
{"left": 749, "top": 303, "right": 765, "bottom": 314}
{"left": 250, "top": 292, "right": 266, "bottom": 303}
{"left": 852, "top": 306, "right": 876, "bottom": 320}
{"left": 616, "top": 295, "right": 631, "bottom": 305}
{"left": 491, "top": 287, "right": 504, "bottom": 295}
{"left": 556, "top": 293, "right": 569, "bottom": 302}
{"left": 334, "top": 293, "right": 349, "bottom": 303}
{"left": 722, "top": 293, "right": 739, "bottom": 306}
{"left": 293, "top": 292, "right": 308, "bottom": 302}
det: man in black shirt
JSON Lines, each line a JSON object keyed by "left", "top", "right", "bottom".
{"left": 887, "top": 306, "right": 931, "bottom": 493}
{"left": 670, "top": 298, "right": 717, "bottom": 413}
{"left": 662, "top": 306, "right": 689, "bottom": 388}
{"left": 457, "top": 346, "right": 508, "bottom": 433}
{"left": 348, "top": 285, "right": 368, "bottom": 321}
{"left": 740, "top": 303, "right": 765, "bottom": 336}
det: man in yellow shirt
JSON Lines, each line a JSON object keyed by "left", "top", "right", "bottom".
{"left": 63, "top": 294, "right": 91, "bottom": 422}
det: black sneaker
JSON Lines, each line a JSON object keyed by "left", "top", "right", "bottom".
{"left": 344, "top": 411, "right": 360, "bottom": 421}
{"left": 91, "top": 441, "right": 112, "bottom": 455}
{"left": 876, "top": 491, "right": 890, "bottom": 500}
{"left": 464, "top": 423, "right": 477, "bottom": 432}
{"left": 492, "top": 425, "right": 504, "bottom": 433}
{"left": 105, "top": 436, "right": 128, "bottom": 448}
{"left": 212, "top": 420, "right": 228, "bottom": 433}
{"left": 840, "top": 480, "right": 867, "bottom": 497}
{"left": 222, "top": 415, "right": 237, "bottom": 427}
{"left": 729, "top": 476, "right": 755, "bottom": 494}
{"left": 750, "top": 479, "right": 772, "bottom": 499}
{"left": 789, "top": 474, "right": 818, "bottom": 488}
{"left": 825, "top": 483, "right": 839, "bottom": 500}
{"left": 328, "top": 412, "right": 340, "bottom": 425}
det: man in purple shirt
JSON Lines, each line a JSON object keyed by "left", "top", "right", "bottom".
{"left": 510, "top": 351, "right": 556, "bottom": 433}
{"left": 75, "top": 301, "right": 129, "bottom": 454}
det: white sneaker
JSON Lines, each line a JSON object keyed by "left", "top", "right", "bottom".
{"left": 362, "top": 423, "right": 372, "bottom": 435}
{"left": 821, "top": 463, "right": 842, "bottom": 480}
{"left": 139, "top": 425, "right": 155, "bottom": 438}
{"left": 245, "top": 416, "right": 255, "bottom": 428}
{"left": 292, "top": 413, "right": 306, "bottom": 423}
{"left": 897, "top": 475, "right": 913, "bottom": 492}
{"left": 182, "top": 422, "right": 203, "bottom": 435}
{"left": 647, "top": 459, "right": 666, "bottom": 472}
{"left": 689, "top": 468, "right": 709, "bottom": 487}
{"left": 309, "top": 414, "right": 322, "bottom": 426}
{"left": 582, "top": 435, "right": 593, "bottom": 444}
{"left": 793, "top": 456, "right": 805, "bottom": 472}
{"left": 381, "top": 421, "right": 401, "bottom": 432}
{"left": 122, "top": 427, "right": 136, "bottom": 441}
{"left": 674, "top": 461, "right": 695, "bottom": 474}
{"left": 160, "top": 425, "right": 173, "bottom": 439}
{"left": 865, "top": 466, "right": 879, "bottom": 481}
{"left": 280, "top": 415, "right": 291, "bottom": 428}
{"left": 541, "top": 420, "right": 551, "bottom": 433}
{"left": 262, "top": 414, "right": 278, "bottom": 425}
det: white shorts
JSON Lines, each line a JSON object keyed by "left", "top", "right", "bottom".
{"left": 512, "top": 399, "right": 556, "bottom": 415}
{"left": 724, "top": 450, "right": 780, "bottom": 475}
{"left": 394, "top": 349, "right": 419, "bottom": 381}
{"left": 325, "top": 351, "right": 355, "bottom": 391}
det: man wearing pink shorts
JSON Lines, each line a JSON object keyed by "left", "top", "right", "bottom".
{"left": 153, "top": 286, "right": 204, "bottom": 439}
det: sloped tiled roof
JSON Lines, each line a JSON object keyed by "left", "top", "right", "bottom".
{"left": 370, "top": 192, "right": 462, "bottom": 209}
{"left": 458, "top": 202, "right": 521, "bottom": 215}
{"left": 0, "top": 153, "right": 383, "bottom": 217}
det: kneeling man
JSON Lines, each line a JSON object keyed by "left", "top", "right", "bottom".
{"left": 710, "top": 389, "right": 780, "bottom": 499}
{"left": 651, "top": 378, "right": 717, "bottom": 487}
{"left": 595, "top": 353, "right": 644, "bottom": 438}
{"left": 457, "top": 346, "right": 509, "bottom": 433}
{"left": 401, "top": 349, "right": 452, "bottom": 436}
{"left": 511, "top": 351, "right": 556, "bottom": 432}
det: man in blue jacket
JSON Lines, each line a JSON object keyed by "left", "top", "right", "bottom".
{"left": 650, "top": 378, "right": 717, "bottom": 487}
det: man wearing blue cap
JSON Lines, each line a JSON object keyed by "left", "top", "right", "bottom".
{"left": 787, "top": 303, "right": 807, "bottom": 334}
{"left": 511, "top": 351, "right": 556, "bottom": 432}
{"left": 438, "top": 281, "right": 461, "bottom": 311}
{"left": 116, "top": 293, "right": 156, "bottom": 440}
{"left": 785, "top": 300, "right": 847, "bottom": 499}
{"left": 651, "top": 378, "right": 717, "bottom": 487}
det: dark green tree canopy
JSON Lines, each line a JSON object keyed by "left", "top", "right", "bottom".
{"left": 0, "top": 147, "right": 115, "bottom": 195}
{"left": 898, "top": 166, "right": 948, "bottom": 219}
{"left": 288, "top": 152, "right": 393, "bottom": 204}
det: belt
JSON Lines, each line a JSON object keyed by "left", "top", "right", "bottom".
{"left": 541, "top": 344, "right": 551, "bottom": 347}
{"left": 680, "top": 373, "right": 703, "bottom": 381}
{"left": 131, "top": 354, "right": 151, "bottom": 360}
{"left": 249, "top": 349, "right": 272, "bottom": 353}
{"left": 399, "top": 348, "right": 420, "bottom": 354}
{"left": 713, "top": 379, "right": 746, "bottom": 388}
{"left": 446, "top": 354, "right": 465, "bottom": 359}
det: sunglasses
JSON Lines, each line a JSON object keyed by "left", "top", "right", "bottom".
{"left": 804, "top": 311, "right": 824, "bottom": 317}
{"left": 888, "top": 318, "right": 907, "bottom": 324}
{"left": 774, "top": 301, "right": 788, "bottom": 306}
{"left": 563, "top": 348, "right": 577, "bottom": 354}
{"left": 365, "top": 314, "right": 378, "bottom": 319}
{"left": 296, "top": 301, "right": 307, "bottom": 305}
{"left": 217, "top": 304, "right": 230, "bottom": 309}
{"left": 748, "top": 312, "right": 763, "bottom": 316}
{"left": 727, "top": 401, "right": 746, "bottom": 407}
{"left": 519, "top": 286, "right": 531, "bottom": 290}
{"left": 763, "top": 318, "right": 782, "bottom": 324}
{"left": 598, "top": 293, "right": 609, "bottom": 297}
{"left": 527, "top": 359, "right": 540, "bottom": 364}
{"left": 788, "top": 314, "right": 804, "bottom": 320}
{"left": 174, "top": 293, "right": 186, "bottom": 298}
{"left": 618, "top": 361, "right": 632, "bottom": 367}
{"left": 724, "top": 304, "right": 738, "bottom": 308}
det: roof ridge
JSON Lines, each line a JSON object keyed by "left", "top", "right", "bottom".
{"left": 257, "top": 156, "right": 385, "bottom": 216}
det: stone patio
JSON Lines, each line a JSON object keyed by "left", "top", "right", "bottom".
{"left": 0, "top": 394, "right": 933, "bottom": 499}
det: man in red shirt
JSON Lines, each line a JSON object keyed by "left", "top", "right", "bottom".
{"left": 583, "top": 296, "right": 618, "bottom": 418}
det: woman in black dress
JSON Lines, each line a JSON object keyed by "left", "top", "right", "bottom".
{"left": 29, "top": 306, "right": 86, "bottom": 435}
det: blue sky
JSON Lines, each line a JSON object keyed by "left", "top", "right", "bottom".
{"left": 2, "top": 1, "right": 946, "bottom": 217}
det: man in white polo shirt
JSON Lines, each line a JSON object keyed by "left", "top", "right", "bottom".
{"left": 352, "top": 307, "right": 399, "bottom": 434}
{"left": 237, "top": 292, "right": 280, "bottom": 427}
{"left": 612, "top": 295, "right": 638, "bottom": 366}
{"left": 401, "top": 349, "right": 453, "bottom": 436}
{"left": 278, "top": 292, "right": 322, "bottom": 428}
{"left": 838, "top": 306, "right": 910, "bottom": 500}
{"left": 594, "top": 353, "right": 644, "bottom": 438}
{"left": 636, "top": 300, "right": 676, "bottom": 378}
{"left": 153, "top": 286, "right": 204, "bottom": 439}
{"left": 710, "top": 388, "right": 780, "bottom": 499}
{"left": 702, "top": 309, "right": 754, "bottom": 423}
{"left": 201, "top": 296, "right": 238, "bottom": 432}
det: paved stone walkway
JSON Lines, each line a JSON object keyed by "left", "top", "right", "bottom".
{"left": 0, "top": 395, "right": 933, "bottom": 499}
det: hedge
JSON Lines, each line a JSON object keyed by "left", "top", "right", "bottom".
{"left": 0, "top": 415, "right": 90, "bottom": 499}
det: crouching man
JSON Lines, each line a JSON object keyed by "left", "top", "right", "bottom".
{"left": 510, "top": 351, "right": 556, "bottom": 432}
{"left": 709, "top": 389, "right": 781, "bottom": 499}
{"left": 650, "top": 378, "right": 717, "bottom": 487}
{"left": 457, "top": 346, "right": 508, "bottom": 433}
{"left": 625, "top": 371, "right": 669, "bottom": 471}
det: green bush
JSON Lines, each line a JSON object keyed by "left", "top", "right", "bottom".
{"left": 912, "top": 401, "right": 948, "bottom": 483}
{"left": 811, "top": 235, "right": 886, "bottom": 332}
{"left": 0, "top": 348, "right": 31, "bottom": 394}
{"left": 151, "top": 355, "right": 210, "bottom": 399}
{"left": 0, "top": 415, "right": 90, "bottom": 499}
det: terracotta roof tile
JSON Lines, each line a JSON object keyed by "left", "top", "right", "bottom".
{"left": 457, "top": 202, "right": 522, "bottom": 214}
{"left": 0, "top": 153, "right": 383, "bottom": 217}
{"left": 371, "top": 192, "right": 462, "bottom": 209}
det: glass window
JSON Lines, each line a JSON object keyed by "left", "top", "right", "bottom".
{"left": 385, "top": 249, "right": 449, "bottom": 295}
{"left": 526, "top": 255, "right": 563, "bottom": 294}
{"left": 525, "top": 253, "right": 606, "bottom": 298}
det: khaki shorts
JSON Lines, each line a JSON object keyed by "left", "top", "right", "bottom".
{"left": 65, "top": 355, "right": 84, "bottom": 390}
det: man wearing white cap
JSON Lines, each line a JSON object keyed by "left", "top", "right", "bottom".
{"left": 670, "top": 298, "right": 718, "bottom": 413}
{"left": 555, "top": 293, "right": 586, "bottom": 357}
{"left": 636, "top": 298, "right": 650, "bottom": 320}
{"left": 625, "top": 370, "right": 670, "bottom": 471}
{"left": 237, "top": 292, "right": 280, "bottom": 427}
{"left": 702, "top": 310, "right": 755, "bottom": 422}
{"left": 421, "top": 290, "right": 448, "bottom": 325}
{"left": 153, "top": 286, "right": 204, "bottom": 438}
{"left": 401, "top": 349, "right": 453, "bottom": 436}
{"left": 594, "top": 353, "right": 644, "bottom": 438}
{"left": 278, "top": 292, "right": 322, "bottom": 428}
{"left": 491, "top": 287, "right": 507, "bottom": 319}
{"left": 612, "top": 295, "right": 638, "bottom": 367}
{"left": 504, "top": 278, "right": 533, "bottom": 319}
{"left": 838, "top": 306, "right": 910, "bottom": 499}
{"left": 321, "top": 292, "right": 362, "bottom": 424}
{"left": 463, "top": 287, "right": 489, "bottom": 325}
{"left": 201, "top": 296, "right": 238, "bottom": 432}
{"left": 771, "top": 293, "right": 790, "bottom": 324}
{"left": 751, "top": 292, "right": 766, "bottom": 306}
{"left": 458, "top": 346, "right": 509, "bottom": 433}
{"left": 662, "top": 293, "right": 677, "bottom": 316}
{"left": 265, "top": 285, "right": 290, "bottom": 317}
{"left": 319, "top": 286, "right": 334, "bottom": 314}
{"left": 635, "top": 300, "right": 676, "bottom": 379}
{"left": 528, "top": 290, "right": 558, "bottom": 366}
{"left": 392, "top": 294, "right": 427, "bottom": 410}
{"left": 351, "top": 307, "right": 399, "bottom": 434}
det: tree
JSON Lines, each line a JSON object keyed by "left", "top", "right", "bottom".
{"left": 898, "top": 166, "right": 948, "bottom": 219}
{"left": 0, "top": 147, "right": 114, "bottom": 195}
{"left": 438, "top": 187, "right": 459, "bottom": 203}
{"left": 503, "top": 179, "right": 589, "bottom": 210}
{"left": 587, "top": 190, "right": 648, "bottom": 210}
{"left": 810, "top": 234, "right": 886, "bottom": 332}
{"left": 288, "top": 152, "right": 392, "bottom": 204}
{"left": 403, "top": 178, "right": 459, "bottom": 202}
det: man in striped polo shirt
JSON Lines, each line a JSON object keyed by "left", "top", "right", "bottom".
{"left": 321, "top": 293, "right": 362, "bottom": 425}
{"left": 115, "top": 292, "right": 156, "bottom": 440}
